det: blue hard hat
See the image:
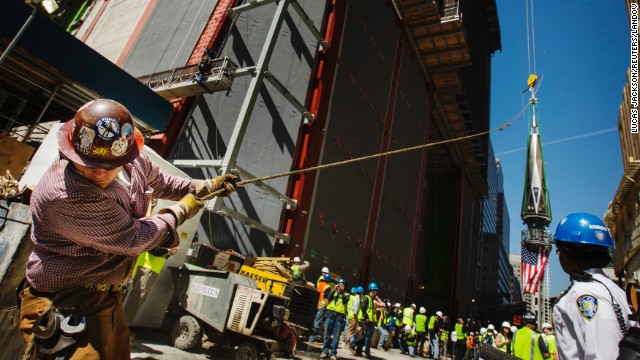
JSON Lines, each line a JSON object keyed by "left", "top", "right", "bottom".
{"left": 368, "top": 282, "right": 378, "bottom": 291}
{"left": 324, "top": 273, "right": 332, "bottom": 281}
{"left": 553, "top": 213, "right": 614, "bottom": 248}
{"left": 338, "top": 278, "right": 345, "bottom": 284}
{"left": 356, "top": 286, "right": 365, "bottom": 293}
{"left": 350, "top": 287, "right": 357, "bottom": 293}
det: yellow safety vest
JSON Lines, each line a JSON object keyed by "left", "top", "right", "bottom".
{"left": 325, "top": 291, "right": 349, "bottom": 314}
{"left": 357, "top": 295, "right": 377, "bottom": 322}
{"left": 406, "top": 328, "right": 417, "bottom": 346}
{"left": 415, "top": 314, "right": 427, "bottom": 332}
{"left": 440, "top": 330, "right": 449, "bottom": 341}
{"left": 514, "top": 327, "right": 544, "bottom": 360}
{"left": 428, "top": 315, "right": 438, "bottom": 330}
{"left": 291, "top": 264, "right": 305, "bottom": 280}
{"left": 347, "top": 294, "right": 358, "bottom": 319}
{"left": 396, "top": 310, "right": 403, "bottom": 326}
{"left": 403, "top": 307, "right": 415, "bottom": 326}
{"left": 545, "top": 334, "right": 556, "bottom": 358}
{"left": 132, "top": 251, "right": 166, "bottom": 278}
{"left": 496, "top": 333, "right": 508, "bottom": 352}
{"left": 455, "top": 323, "right": 466, "bottom": 339}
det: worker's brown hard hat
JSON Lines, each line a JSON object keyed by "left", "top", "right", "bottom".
{"left": 58, "top": 99, "right": 144, "bottom": 169}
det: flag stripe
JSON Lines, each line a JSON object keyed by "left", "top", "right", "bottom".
{"left": 521, "top": 244, "right": 550, "bottom": 294}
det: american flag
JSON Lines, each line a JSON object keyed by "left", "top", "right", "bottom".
{"left": 521, "top": 243, "right": 550, "bottom": 294}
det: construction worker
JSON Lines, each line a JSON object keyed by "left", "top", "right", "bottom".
{"left": 414, "top": 307, "right": 427, "bottom": 356}
{"left": 513, "top": 311, "right": 550, "bottom": 360}
{"left": 403, "top": 303, "right": 416, "bottom": 327}
{"left": 376, "top": 302, "right": 391, "bottom": 350}
{"left": 495, "top": 321, "right": 511, "bottom": 353}
{"left": 346, "top": 286, "right": 363, "bottom": 349}
{"left": 478, "top": 327, "right": 487, "bottom": 345}
{"left": 484, "top": 324, "right": 496, "bottom": 346}
{"left": 16, "top": 99, "right": 240, "bottom": 359}
{"left": 380, "top": 302, "right": 399, "bottom": 350}
{"left": 317, "top": 266, "right": 330, "bottom": 287}
{"left": 291, "top": 256, "right": 310, "bottom": 283}
{"left": 310, "top": 273, "right": 333, "bottom": 342}
{"left": 352, "top": 282, "right": 384, "bottom": 358}
{"left": 427, "top": 310, "right": 443, "bottom": 358}
{"left": 454, "top": 318, "right": 467, "bottom": 360}
{"left": 540, "top": 323, "right": 556, "bottom": 359}
{"left": 404, "top": 325, "right": 418, "bottom": 357}
{"left": 321, "top": 278, "right": 349, "bottom": 359}
{"left": 439, "top": 322, "right": 449, "bottom": 358}
{"left": 552, "top": 213, "right": 633, "bottom": 360}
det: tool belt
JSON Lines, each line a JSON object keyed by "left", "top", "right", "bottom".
{"left": 22, "top": 281, "right": 125, "bottom": 359}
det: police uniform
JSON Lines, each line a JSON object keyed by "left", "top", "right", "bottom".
{"left": 553, "top": 268, "right": 634, "bottom": 360}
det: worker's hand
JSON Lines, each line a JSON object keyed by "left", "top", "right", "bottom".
{"left": 166, "top": 247, "right": 179, "bottom": 256}
{"left": 195, "top": 174, "right": 242, "bottom": 198}
{"left": 158, "top": 194, "right": 204, "bottom": 226}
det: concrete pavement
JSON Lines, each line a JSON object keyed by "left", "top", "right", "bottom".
{"left": 130, "top": 329, "right": 453, "bottom": 359}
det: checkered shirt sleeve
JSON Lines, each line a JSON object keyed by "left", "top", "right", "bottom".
{"left": 26, "top": 154, "right": 195, "bottom": 292}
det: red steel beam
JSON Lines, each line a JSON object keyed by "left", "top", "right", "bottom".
{"left": 359, "top": 36, "right": 403, "bottom": 286}
{"left": 405, "top": 85, "right": 435, "bottom": 302}
{"left": 274, "top": 0, "right": 346, "bottom": 257}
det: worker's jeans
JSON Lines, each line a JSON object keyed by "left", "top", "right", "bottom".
{"left": 377, "top": 326, "right": 389, "bottom": 348}
{"left": 416, "top": 331, "right": 426, "bottom": 355}
{"left": 322, "top": 317, "right": 344, "bottom": 355}
{"left": 19, "top": 287, "right": 130, "bottom": 359}
{"left": 429, "top": 330, "right": 439, "bottom": 358}
{"left": 309, "top": 307, "right": 325, "bottom": 342}
{"left": 354, "top": 322, "right": 375, "bottom": 355}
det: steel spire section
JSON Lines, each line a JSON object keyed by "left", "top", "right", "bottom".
{"left": 521, "top": 86, "right": 552, "bottom": 231}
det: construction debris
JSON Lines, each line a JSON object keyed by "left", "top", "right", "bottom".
{"left": 0, "top": 171, "right": 19, "bottom": 200}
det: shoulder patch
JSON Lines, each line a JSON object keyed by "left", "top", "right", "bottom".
{"left": 576, "top": 294, "right": 598, "bottom": 321}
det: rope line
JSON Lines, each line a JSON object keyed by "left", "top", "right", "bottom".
{"left": 200, "top": 103, "right": 530, "bottom": 201}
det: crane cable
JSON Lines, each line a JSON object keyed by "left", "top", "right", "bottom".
{"left": 525, "top": 0, "right": 537, "bottom": 75}
{"left": 200, "top": 102, "right": 531, "bottom": 201}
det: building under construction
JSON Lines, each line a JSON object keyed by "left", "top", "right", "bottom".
{"left": 0, "top": 0, "right": 501, "bottom": 321}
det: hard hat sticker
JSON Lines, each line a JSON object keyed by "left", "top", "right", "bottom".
{"left": 595, "top": 231, "right": 605, "bottom": 243}
{"left": 92, "top": 147, "right": 110, "bottom": 156}
{"left": 576, "top": 294, "right": 598, "bottom": 321}
{"left": 111, "top": 138, "right": 128, "bottom": 157}
{"left": 121, "top": 123, "right": 133, "bottom": 140}
{"left": 94, "top": 117, "right": 120, "bottom": 141}
{"left": 76, "top": 127, "right": 95, "bottom": 155}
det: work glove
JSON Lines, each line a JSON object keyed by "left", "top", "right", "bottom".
{"left": 194, "top": 174, "right": 241, "bottom": 198}
{"left": 158, "top": 194, "right": 204, "bottom": 226}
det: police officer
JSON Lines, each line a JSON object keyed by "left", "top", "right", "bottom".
{"left": 552, "top": 213, "right": 634, "bottom": 360}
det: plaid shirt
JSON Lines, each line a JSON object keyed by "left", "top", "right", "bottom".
{"left": 26, "top": 154, "right": 195, "bottom": 292}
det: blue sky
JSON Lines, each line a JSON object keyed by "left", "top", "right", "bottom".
{"left": 490, "top": 0, "right": 630, "bottom": 295}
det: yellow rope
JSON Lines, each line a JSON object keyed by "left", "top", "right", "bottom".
{"left": 200, "top": 103, "right": 529, "bottom": 201}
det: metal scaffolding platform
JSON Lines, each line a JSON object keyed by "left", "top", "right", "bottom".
{"left": 137, "top": 57, "right": 237, "bottom": 99}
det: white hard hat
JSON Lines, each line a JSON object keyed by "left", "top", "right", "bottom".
{"left": 293, "top": 257, "right": 301, "bottom": 263}
{"left": 487, "top": 324, "right": 495, "bottom": 331}
{"left": 469, "top": 332, "right": 474, "bottom": 336}
{"left": 404, "top": 325, "right": 412, "bottom": 332}
{"left": 501, "top": 321, "right": 510, "bottom": 328}
{"left": 511, "top": 326, "right": 518, "bottom": 333}
{"left": 394, "top": 303, "right": 402, "bottom": 308}
{"left": 541, "top": 322, "right": 552, "bottom": 330}
{"left": 480, "top": 327, "right": 487, "bottom": 335}
{"left": 386, "top": 302, "right": 392, "bottom": 307}
{"left": 321, "top": 266, "right": 329, "bottom": 273}
{"left": 419, "top": 307, "right": 426, "bottom": 314}
{"left": 436, "top": 311, "right": 443, "bottom": 317}
{"left": 411, "top": 303, "right": 416, "bottom": 308}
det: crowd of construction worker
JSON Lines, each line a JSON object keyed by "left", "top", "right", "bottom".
{"left": 297, "top": 261, "right": 560, "bottom": 360}
{"left": 292, "top": 263, "right": 447, "bottom": 359}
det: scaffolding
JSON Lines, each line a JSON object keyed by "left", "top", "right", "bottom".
{"left": 168, "top": 0, "right": 328, "bottom": 245}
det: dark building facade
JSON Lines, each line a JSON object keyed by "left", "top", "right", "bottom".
{"left": 478, "top": 142, "right": 512, "bottom": 307}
